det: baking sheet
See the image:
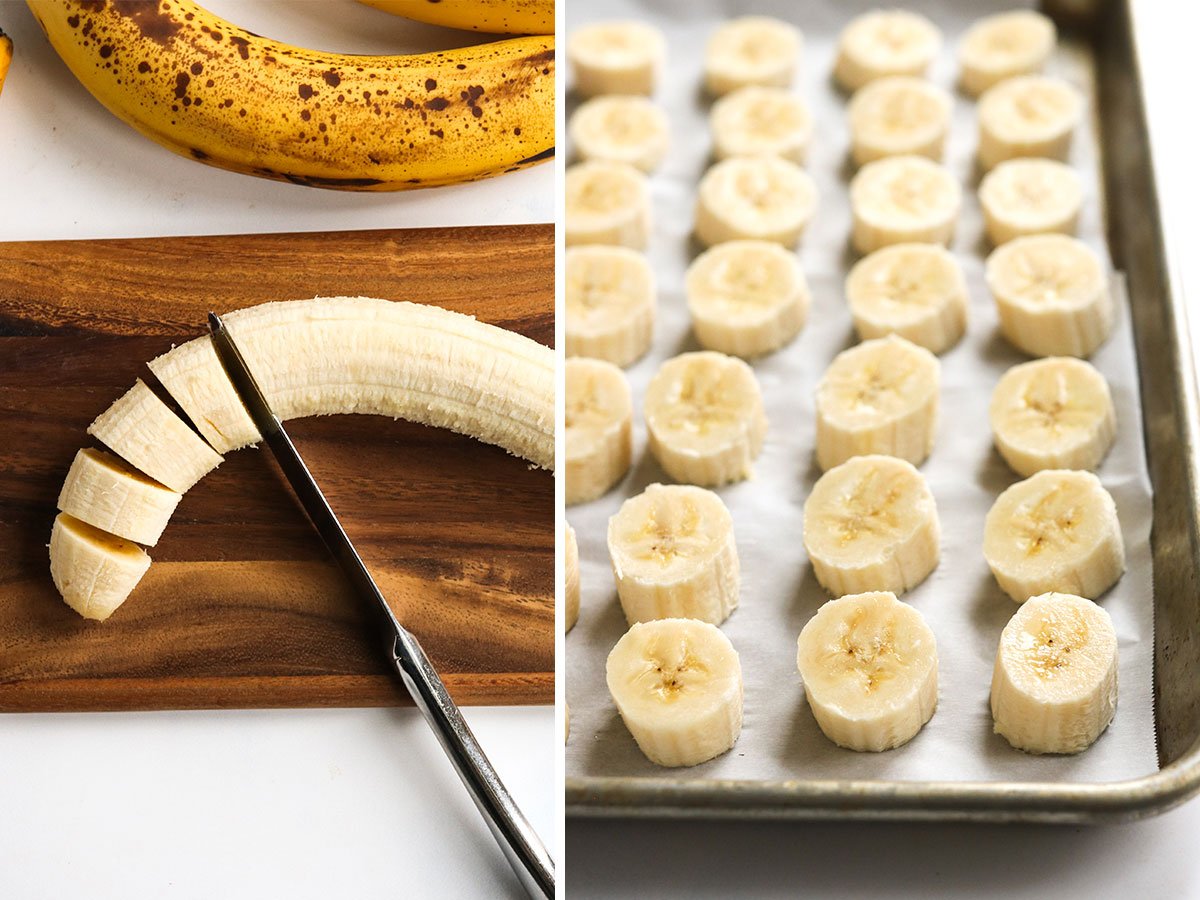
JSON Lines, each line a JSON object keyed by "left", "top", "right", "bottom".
{"left": 565, "top": 0, "right": 1159, "bottom": 784}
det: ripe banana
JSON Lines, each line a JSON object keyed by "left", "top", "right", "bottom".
{"left": 848, "top": 76, "right": 951, "bottom": 166}
{"left": 565, "top": 160, "right": 651, "bottom": 249}
{"left": 977, "top": 75, "right": 1082, "bottom": 172}
{"left": 565, "top": 357, "right": 633, "bottom": 505}
{"left": 979, "top": 158, "right": 1083, "bottom": 246}
{"left": 797, "top": 591, "right": 938, "bottom": 752}
{"left": 357, "top": 0, "right": 553, "bottom": 35}
{"left": 850, "top": 155, "right": 961, "bottom": 254}
{"left": 710, "top": 86, "right": 811, "bottom": 164}
{"left": 704, "top": 16, "right": 801, "bottom": 97}
{"left": 605, "top": 617, "right": 743, "bottom": 767}
{"left": 565, "top": 521, "right": 580, "bottom": 632}
{"left": 0, "top": 27, "right": 12, "bottom": 98}
{"left": 695, "top": 155, "right": 818, "bottom": 248}
{"left": 568, "top": 20, "right": 664, "bottom": 97}
{"left": 958, "top": 10, "right": 1056, "bottom": 98}
{"left": 58, "top": 447, "right": 181, "bottom": 547}
{"left": 607, "top": 483, "right": 739, "bottom": 626}
{"left": 27, "top": 0, "right": 554, "bottom": 190}
{"left": 569, "top": 95, "right": 669, "bottom": 173}
{"left": 50, "top": 513, "right": 152, "bottom": 622}
{"left": 565, "top": 245, "right": 656, "bottom": 367}
{"left": 833, "top": 10, "right": 941, "bottom": 92}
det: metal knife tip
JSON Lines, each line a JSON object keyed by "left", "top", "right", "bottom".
{"left": 207, "top": 311, "right": 224, "bottom": 334}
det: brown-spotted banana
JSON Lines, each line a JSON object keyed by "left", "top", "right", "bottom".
{"left": 566, "top": 356, "right": 633, "bottom": 505}
{"left": 833, "top": 10, "right": 941, "bottom": 92}
{"left": 357, "top": 0, "right": 554, "bottom": 35}
{"left": 958, "top": 10, "right": 1056, "bottom": 97}
{"left": 0, "top": 26, "right": 12, "bottom": 97}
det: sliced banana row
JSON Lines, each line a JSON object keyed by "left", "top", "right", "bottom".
{"left": 566, "top": 357, "right": 634, "bottom": 505}
{"left": 569, "top": 95, "right": 670, "bottom": 174}
{"left": 695, "top": 155, "right": 818, "bottom": 248}
{"left": 568, "top": 21, "right": 666, "bottom": 97}
{"left": 565, "top": 245, "right": 656, "bottom": 368}
{"left": 704, "top": 16, "right": 801, "bottom": 97}
{"left": 565, "top": 160, "right": 651, "bottom": 250}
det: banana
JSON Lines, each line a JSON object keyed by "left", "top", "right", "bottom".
{"left": 845, "top": 243, "right": 968, "bottom": 354}
{"left": 566, "top": 357, "right": 633, "bottom": 505}
{"left": 979, "top": 158, "right": 1083, "bottom": 246}
{"left": 704, "top": 16, "right": 801, "bottom": 97}
{"left": 847, "top": 76, "right": 952, "bottom": 166}
{"left": 565, "top": 160, "right": 651, "bottom": 249}
{"left": 977, "top": 75, "right": 1083, "bottom": 172}
{"left": 694, "top": 155, "right": 818, "bottom": 248}
{"left": 990, "top": 357, "right": 1116, "bottom": 478}
{"left": 607, "top": 483, "right": 739, "bottom": 626}
{"left": 568, "top": 20, "right": 665, "bottom": 97}
{"left": 958, "top": 10, "right": 1057, "bottom": 98}
{"left": 49, "top": 513, "right": 152, "bottom": 622}
{"left": 643, "top": 351, "right": 767, "bottom": 487}
{"left": 569, "top": 95, "right": 669, "bottom": 173}
{"left": 685, "top": 239, "right": 809, "bottom": 359}
{"left": 986, "top": 234, "right": 1112, "bottom": 358}
{"left": 983, "top": 469, "right": 1125, "bottom": 603}
{"left": 57, "top": 447, "right": 182, "bottom": 547}
{"left": 796, "top": 591, "right": 938, "bottom": 752}
{"left": 605, "top": 617, "right": 743, "bottom": 767}
{"left": 850, "top": 155, "right": 960, "bottom": 255}
{"left": 27, "top": 0, "right": 554, "bottom": 191}
{"left": 0, "top": 27, "right": 12, "bottom": 98}
{"left": 815, "top": 335, "right": 940, "bottom": 471}
{"left": 803, "top": 455, "right": 940, "bottom": 598}
{"left": 565, "top": 245, "right": 656, "bottom": 367}
{"left": 710, "top": 86, "right": 812, "bottom": 164}
{"left": 565, "top": 522, "right": 580, "bottom": 632}
{"left": 357, "top": 0, "right": 553, "bottom": 35}
{"left": 990, "top": 591, "right": 1117, "bottom": 754}
{"left": 833, "top": 10, "right": 941, "bottom": 93}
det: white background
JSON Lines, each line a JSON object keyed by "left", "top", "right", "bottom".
{"left": 0, "top": 2, "right": 554, "bottom": 898}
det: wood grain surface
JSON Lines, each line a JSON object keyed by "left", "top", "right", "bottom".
{"left": 0, "top": 224, "right": 554, "bottom": 710}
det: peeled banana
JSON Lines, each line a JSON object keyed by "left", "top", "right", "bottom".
{"left": 566, "top": 356, "right": 633, "bottom": 505}
{"left": 568, "top": 20, "right": 664, "bottom": 97}
{"left": 979, "top": 158, "right": 1083, "bottom": 247}
{"left": 569, "top": 95, "right": 669, "bottom": 173}
{"left": 850, "top": 155, "right": 960, "bottom": 255}
{"left": 50, "top": 513, "right": 152, "bottom": 622}
{"left": 834, "top": 10, "right": 941, "bottom": 92}
{"left": 565, "top": 245, "right": 656, "bottom": 367}
{"left": 58, "top": 448, "right": 181, "bottom": 547}
{"left": 977, "top": 75, "right": 1082, "bottom": 172}
{"left": 958, "top": 10, "right": 1056, "bottom": 97}
{"left": 565, "top": 160, "right": 651, "bottom": 249}
{"left": 710, "top": 86, "right": 811, "bottom": 164}
{"left": 704, "top": 16, "right": 800, "bottom": 97}
{"left": 848, "top": 76, "right": 951, "bottom": 166}
{"left": 695, "top": 155, "right": 818, "bottom": 248}
{"left": 357, "top": 0, "right": 554, "bottom": 35}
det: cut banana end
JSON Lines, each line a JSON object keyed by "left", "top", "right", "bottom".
{"left": 984, "top": 469, "right": 1125, "bottom": 603}
{"left": 644, "top": 351, "right": 768, "bottom": 487}
{"left": 57, "top": 448, "right": 182, "bottom": 547}
{"left": 566, "top": 357, "right": 633, "bottom": 505}
{"left": 566, "top": 245, "right": 656, "bottom": 367}
{"left": 846, "top": 243, "right": 968, "bottom": 354}
{"left": 815, "top": 335, "right": 940, "bottom": 471}
{"left": 980, "top": 158, "right": 1083, "bottom": 246}
{"left": 710, "top": 86, "right": 812, "bottom": 164}
{"left": 686, "top": 240, "right": 809, "bottom": 359}
{"left": 568, "top": 20, "right": 666, "bottom": 97}
{"left": 565, "top": 521, "right": 580, "bottom": 633}
{"left": 704, "top": 16, "right": 801, "bottom": 97}
{"left": 49, "top": 513, "right": 152, "bottom": 622}
{"left": 850, "top": 155, "right": 960, "bottom": 255}
{"left": 977, "top": 75, "right": 1083, "bottom": 172}
{"left": 803, "top": 455, "right": 940, "bottom": 598}
{"left": 695, "top": 156, "right": 818, "bottom": 248}
{"left": 569, "top": 95, "right": 670, "bottom": 173}
{"left": 848, "top": 76, "right": 952, "bottom": 166}
{"left": 959, "top": 10, "right": 1057, "bottom": 97}
{"left": 991, "top": 591, "right": 1117, "bottom": 754}
{"left": 606, "top": 617, "right": 743, "bottom": 767}
{"left": 986, "top": 234, "right": 1112, "bottom": 358}
{"left": 608, "top": 483, "right": 739, "bottom": 625}
{"left": 834, "top": 10, "right": 942, "bottom": 92}
{"left": 797, "top": 591, "right": 938, "bottom": 752}
{"left": 990, "top": 357, "right": 1116, "bottom": 478}
{"left": 565, "top": 160, "right": 651, "bottom": 250}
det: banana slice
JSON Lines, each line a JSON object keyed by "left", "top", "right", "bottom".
{"left": 685, "top": 240, "right": 809, "bottom": 359}
{"left": 983, "top": 469, "right": 1125, "bottom": 603}
{"left": 977, "top": 75, "right": 1083, "bottom": 172}
{"left": 959, "top": 10, "right": 1057, "bottom": 98}
{"left": 49, "top": 513, "right": 152, "bottom": 622}
{"left": 979, "top": 158, "right": 1083, "bottom": 246}
{"left": 848, "top": 76, "right": 952, "bottom": 166}
{"left": 797, "top": 591, "right": 938, "bottom": 752}
{"left": 57, "top": 448, "right": 182, "bottom": 547}
{"left": 815, "top": 335, "right": 940, "bottom": 471}
{"left": 644, "top": 351, "right": 768, "bottom": 487}
{"left": 710, "top": 86, "right": 812, "bottom": 164}
{"left": 986, "top": 234, "right": 1112, "bottom": 358}
{"left": 850, "top": 155, "right": 960, "bottom": 255}
{"left": 833, "top": 10, "right": 942, "bottom": 92}
{"left": 565, "top": 521, "right": 580, "bottom": 632}
{"left": 565, "top": 245, "right": 656, "bottom": 367}
{"left": 568, "top": 20, "right": 666, "bottom": 97}
{"left": 569, "top": 95, "right": 670, "bottom": 173}
{"left": 990, "top": 357, "right": 1116, "bottom": 478}
{"left": 607, "top": 483, "right": 739, "bottom": 626}
{"left": 695, "top": 156, "right": 818, "bottom": 248}
{"left": 565, "top": 160, "right": 651, "bottom": 250}
{"left": 991, "top": 591, "right": 1118, "bottom": 754}
{"left": 845, "top": 243, "right": 968, "bottom": 354}
{"left": 704, "top": 16, "right": 802, "bottom": 97}
{"left": 566, "top": 357, "right": 633, "bottom": 505}
{"left": 803, "top": 455, "right": 941, "bottom": 598}
{"left": 606, "top": 617, "right": 743, "bottom": 767}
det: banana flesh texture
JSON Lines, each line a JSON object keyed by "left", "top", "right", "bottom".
{"left": 567, "top": 20, "right": 664, "bottom": 97}
{"left": 958, "top": 11, "right": 1056, "bottom": 98}
{"left": 569, "top": 95, "right": 669, "bottom": 173}
{"left": 850, "top": 155, "right": 960, "bottom": 255}
{"left": 50, "top": 513, "right": 152, "bottom": 622}
{"left": 704, "top": 16, "right": 800, "bottom": 97}
{"left": 58, "top": 448, "right": 181, "bottom": 547}
{"left": 977, "top": 75, "right": 1082, "bottom": 172}
{"left": 695, "top": 155, "right": 818, "bottom": 248}
{"left": 565, "top": 522, "right": 580, "bottom": 632}
{"left": 606, "top": 617, "right": 743, "bottom": 767}
{"left": 565, "top": 245, "right": 656, "bottom": 367}
{"left": 834, "top": 10, "right": 941, "bottom": 92}
{"left": 848, "top": 76, "right": 951, "bottom": 167}
{"left": 566, "top": 357, "right": 633, "bottom": 505}
{"left": 357, "top": 0, "right": 553, "bottom": 35}
{"left": 565, "top": 160, "right": 651, "bottom": 249}
{"left": 27, "top": 0, "right": 554, "bottom": 190}
{"left": 980, "top": 158, "right": 1082, "bottom": 247}
{"left": 710, "top": 86, "right": 811, "bottom": 165}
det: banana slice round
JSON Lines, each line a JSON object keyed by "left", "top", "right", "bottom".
{"left": 991, "top": 591, "right": 1117, "bottom": 754}
{"left": 850, "top": 155, "right": 960, "bottom": 255}
{"left": 607, "top": 483, "right": 739, "bottom": 625}
{"left": 710, "top": 86, "right": 812, "bottom": 164}
{"left": 797, "top": 591, "right": 938, "bottom": 752}
{"left": 816, "top": 335, "right": 941, "bottom": 471}
{"left": 644, "top": 351, "right": 768, "bottom": 487}
{"left": 606, "top": 617, "right": 743, "bottom": 767}
{"left": 50, "top": 513, "right": 152, "bottom": 622}
{"left": 845, "top": 243, "right": 968, "bottom": 354}
{"left": 695, "top": 156, "right": 818, "bottom": 248}
{"left": 57, "top": 447, "right": 181, "bottom": 547}
{"left": 565, "top": 521, "right": 580, "bottom": 632}
{"left": 566, "top": 357, "right": 633, "bottom": 505}
{"left": 704, "top": 16, "right": 802, "bottom": 97}
{"left": 848, "top": 76, "right": 952, "bottom": 166}
{"left": 803, "top": 455, "right": 941, "bottom": 598}
{"left": 686, "top": 240, "right": 810, "bottom": 359}
{"left": 833, "top": 10, "right": 942, "bottom": 92}
{"left": 977, "top": 75, "right": 1083, "bottom": 172}
{"left": 568, "top": 20, "right": 666, "bottom": 97}
{"left": 980, "top": 158, "right": 1083, "bottom": 246}
{"left": 959, "top": 10, "right": 1057, "bottom": 98}
{"left": 565, "top": 245, "right": 656, "bottom": 367}
{"left": 990, "top": 357, "right": 1116, "bottom": 478}
{"left": 986, "top": 234, "right": 1112, "bottom": 358}
{"left": 569, "top": 95, "right": 670, "bottom": 173}
{"left": 565, "top": 160, "right": 651, "bottom": 250}
{"left": 983, "top": 469, "right": 1125, "bottom": 603}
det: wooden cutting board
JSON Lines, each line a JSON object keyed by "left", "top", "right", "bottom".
{"left": 0, "top": 224, "right": 554, "bottom": 710}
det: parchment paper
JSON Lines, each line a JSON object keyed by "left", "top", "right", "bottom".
{"left": 565, "top": 0, "right": 1159, "bottom": 784}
